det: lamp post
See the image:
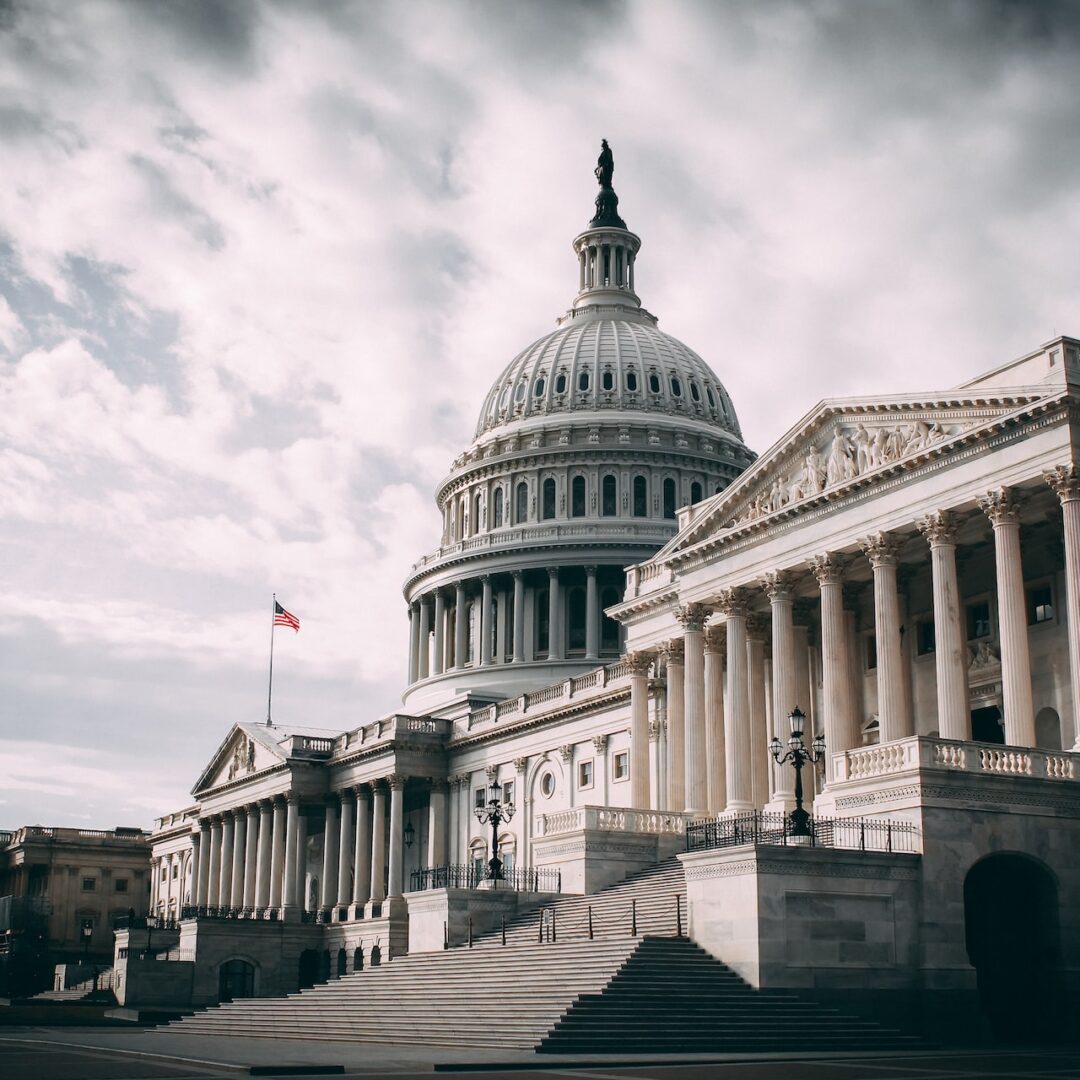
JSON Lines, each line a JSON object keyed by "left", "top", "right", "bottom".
{"left": 473, "top": 778, "right": 515, "bottom": 882}
{"left": 769, "top": 706, "right": 825, "bottom": 838}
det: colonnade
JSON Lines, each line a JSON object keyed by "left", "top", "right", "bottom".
{"left": 627, "top": 480, "right": 1080, "bottom": 815}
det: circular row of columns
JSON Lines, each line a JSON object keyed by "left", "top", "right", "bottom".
{"left": 626, "top": 475, "right": 1080, "bottom": 817}
{"left": 187, "top": 776, "right": 431, "bottom": 917}
{"left": 408, "top": 567, "right": 602, "bottom": 682}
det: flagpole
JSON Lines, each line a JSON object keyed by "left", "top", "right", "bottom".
{"left": 267, "top": 593, "right": 276, "bottom": 727}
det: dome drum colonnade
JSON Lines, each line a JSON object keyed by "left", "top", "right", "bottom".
{"left": 620, "top": 465, "right": 1080, "bottom": 818}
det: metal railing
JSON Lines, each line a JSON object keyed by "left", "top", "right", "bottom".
{"left": 410, "top": 864, "right": 562, "bottom": 893}
{"left": 685, "top": 811, "right": 918, "bottom": 854}
{"left": 531, "top": 893, "right": 685, "bottom": 945}
{"left": 114, "top": 914, "right": 178, "bottom": 931}
{"left": 180, "top": 905, "right": 280, "bottom": 921}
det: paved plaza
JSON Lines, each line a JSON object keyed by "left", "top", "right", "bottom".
{"left": 0, "top": 1029, "right": 1077, "bottom": 1080}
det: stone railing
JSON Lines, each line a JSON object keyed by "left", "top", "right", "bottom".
{"left": 834, "top": 736, "right": 1079, "bottom": 784}
{"left": 625, "top": 560, "right": 674, "bottom": 599}
{"left": 465, "top": 660, "right": 634, "bottom": 732}
{"left": 3, "top": 826, "right": 147, "bottom": 844}
{"left": 340, "top": 714, "right": 452, "bottom": 751}
{"left": 535, "top": 805, "right": 693, "bottom": 838}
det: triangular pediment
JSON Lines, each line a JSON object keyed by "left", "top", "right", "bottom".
{"left": 660, "top": 386, "right": 1057, "bottom": 558}
{"left": 192, "top": 722, "right": 287, "bottom": 795}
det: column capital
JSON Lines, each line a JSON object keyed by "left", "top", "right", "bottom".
{"left": 547, "top": 565, "right": 560, "bottom": 579}
{"left": 511, "top": 568, "right": 523, "bottom": 580}
{"left": 626, "top": 650, "right": 653, "bottom": 675}
{"left": 419, "top": 593, "right": 433, "bottom": 610}
{"left": 387, "top": 774, "right": 407, "bottom": 791}
{"left": 231, "top": 806, "right": 247, "bottom": 821}
{"left": 353, "top": 784, "right": 372, "bottom": 801}
{"left": 429, "top": 778, "right": 449, "bottom": 794}
{"left": 485, "top": 764, "right": 499, "bottom": 781}
{"left": 860, "top": 531, "right": 898, "bottom": 567}
{"left": 761, "top": 571, "right": 795, "bottom": 602}
{"left": 662, "top": 638, "right": 685, "bottom": 665}
{"left": 704, "top": 623, "right": 727, "bottom": 652}
{"left": 978, "top": 487, "right": 1022, "bottom": 526}
{"left": 917, "top": 510, "right": 959, "bottom": 546}
{"left": 513, "top": 756, "right": 529, "bottom": 773}
{"left": 714, "top": 587, "right": 751, "bottom": 618}
{"left": 648, "top": 719, "right": 663, "bottom": 741}
{"left": 1045, "top": 464, "right": 1080, "bottom": 503}
{"left": 584, "top": 564, "right": 598, "bottom": 576}
{"left": 286, "top": 793, "right": 301, "bottom": 806}
{"left": 368, "top": 778, "right": 385, "bottom": 794}
{"left": 558, "top": 744, "right": 574, "bottom": 763}
{"left": 675, "top": 602, "right": 709, "bottom": 632}
{"left": 479, "top": 573, "right": 491, "bottom": 584}
{"left": 592, "top": 734, "right": 609, "bottom": 753}
{"left": 809, "top": 552, "right": 845, "bottom": 586}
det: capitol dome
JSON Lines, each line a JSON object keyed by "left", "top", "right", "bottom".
{"left": 401, "top": 144, "right": 754, "bottom": 714}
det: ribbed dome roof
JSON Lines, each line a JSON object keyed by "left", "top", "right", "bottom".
{"left": 475, "top": 313, "right": 743, "bottom": 441}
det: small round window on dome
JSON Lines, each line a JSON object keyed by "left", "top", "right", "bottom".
{"left": 578, "top": 370, "right": 590, "bottom": 392}
{"left": 534, "top": 378, "right": 545, "bottom": 397}
{"left": 555, "top": 373, "right": 567, "bottom": 394}
{"left": 602, "top": 370, "right": 614, "bottom": 391}
{"left": 540, "top": 772, "right": 555, "bottom": 798}
{"left": 648, "top": 373, "right": 661, "bottom": 394}
{"left": 670, "top": 376, "right": 682, "bottom": 398}
{"left": 626, "top": 372, "right": 638, "bottom": 392}
{"left": 514, "top": 382, "right": 526, "bottom": 403}
{"left": 690, "top": 381, "right": 701, "bottom": 402}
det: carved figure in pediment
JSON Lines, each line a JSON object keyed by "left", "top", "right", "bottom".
{"left": 826, "top": 429, "right": 856, "bottom": 486}
{"left": 885, "top": 425, "right": 906, "bottom": 462}
{"left": 970, "top": 641, "right": 999, "bottom": 669}
{"left": 904, "top": 420, "right": 930, "bottom": 455}
{"left": 767, "top": 475, "right": 787, "bottom": 512}
{"left": 853, "top": 423, "right": 873, "bottom": 474}
{"left": 788, "top": 468, "right": 807, "bottom": 503}
{"left": 246, "top": 739, "right": 256, "bottom": 772}
{"left": 227, "top": 743, "right": 243, "bottom": 781}
{"left": 872, "top": 427, "right": 890, "bottom": 466}
{"left": 927, "top": 421, "right": 948, "bottom": 443}
{"left": 804, "top": 446, "right": 826, "bottom": 495}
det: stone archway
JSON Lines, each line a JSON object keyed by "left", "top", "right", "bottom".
{"left": 964, "top": 853, "right": 1061, "bottom": 1040}
{"left": 297, "top": 949, "right": 320, "bottom": 990}
{"left": 217, "top": 958, "right": 255, "bottom": 1003}
{"left": 1035, "top": 707, "right": 1062, "bottom": 751}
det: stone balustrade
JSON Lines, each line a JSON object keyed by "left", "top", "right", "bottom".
{"left": 534, "top": 804, "right": 692, "bottom": 838}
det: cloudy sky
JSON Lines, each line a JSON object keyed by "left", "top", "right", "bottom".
{"left": 2, "top": 0, "right": 1080, "bottom": 830}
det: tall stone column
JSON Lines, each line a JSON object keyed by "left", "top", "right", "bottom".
{"left": 678, "top": 604, "right": 709, "bottom": 815}
{"left": 282, "top": 795, "right": 300, "bottom": 910}
{"left": 352, "top": 787, "right": 372, "bottom": 911}
{"left": 321, "top": 797, "right": 340, "bottom": 909}
{"left": 219, "top": 814, "right": 235, "bottom": 908}
{"left": 188, "top": 832, "right": 201, "bottom": 908}
{"left": 585, "top": 566, "right": 599, "bottom": 660}
{"left": 408, "top": 601, "right": 420, "bottom": 684}
{"left": 746, "top": 615, "right": 769, "bottom": 808}
{"left": 207, "top": 818, "right": 223, "bottom": 907}
{"left": 255, "top": 800, "right": 273, "bottom": 909}
{"left": 514, "top": 758, "right": 529, "bottom": 868}
{"left": 979, "top": 489, "right": 1035, "bottom": 746}
{"left": 428, "top": 780, "right": 448, "bottom": 868}
{"left": 447, "top": 777, "right": 460, "bottom": 864}
{"left": 369, "top": 781, "right": 387, "bottom": 903}
{"left": 512, "top": 571, "right": 525, "bottom": 663}
{"left": 433, "top": 589, "right": 446, "bottom": 676}
{"left": 227, "top": 810, "right": 244, "bottom": 909}
{"left": 242, "top": 805, "right": 259, "bottom": 909}
{"left": 269, "top": 798, "right": 286, "bottom": 909}
{"left": 764, "top": 572, "right": 797, "bottom": 808}
{"left": 663, "top": 640, "right": 686, "bottom": 810}
{"left": 1046, "top": 465, "right": 1080, "bottom": 747}
{"left": 916, "top": 513, "right": 970, "bottom": 740}
{"left": 811, "top": 554, "right": 849, "bottom": 784}
{"left": 388, "top": 775, "right": 406, "bottom": 900}
{"left": 704, "top": 625, "right": 727, "bottom": 813}
{"left": 547, "top": 567, "right": 563, "bottom": 660}
{"left": 196, "top": 820, "right": 211, "bottom": 906}
{"left": 417, "top": 596, "right": 432, "bottom": 680}
{"left": 861, "top": 533, "right": 910, "bottom": 743}
{"left": 454, "top": 582, "right": 468, "bottom": 668}
{"left": 627, "top": 652, "right": 652, "bottom": 809}
{"left": 718, "top": 589, "right": 753, "bottom": 811}
{"left": 480, "top": 576, "right": 494, "bottom": 666}
{"left": 294, "top": 808, "right": 308, "bottom": 911}
{"left": 336, "top": 792, "right": 354, "bottom": 911}
{"left": 496, "top": 588, "right": 508, "bottom": 663}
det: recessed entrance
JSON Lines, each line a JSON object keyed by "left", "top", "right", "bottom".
{"left": 970, "top": 705, "right": 1004, "bottom": 744}
{"left": 964, "top": 854, "right": 1060, "bottom": 1040}
{"left": 297, "top": 948, "right": 320, "bottom": 990}
{"left": 217, "top": 958, "right": 254, "bottom": 1003}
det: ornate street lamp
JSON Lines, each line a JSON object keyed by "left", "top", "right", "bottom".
{"left": 769, "top": 706, "right": 826, "bottom": 838}
{"left": 403, "top": 820, "right": 415, "bottom": 849}
{"left": 473, "top": 779, "right": 515, "bottom": 881}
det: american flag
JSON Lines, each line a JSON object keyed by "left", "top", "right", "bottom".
{"left": 273, "top": 601, "right": 300, "bottom": 632}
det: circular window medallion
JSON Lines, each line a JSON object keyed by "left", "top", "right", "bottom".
{"left": 540, "top": 772, "right": 555, "bottom": 798}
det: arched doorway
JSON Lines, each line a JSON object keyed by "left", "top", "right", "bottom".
{"left": 964, "top": 854, "right": 1060, "bottom": 1040}
{"left": 336, "top": 948, "right": 347, "bottom": 977}
{"left": 297, "top": 949, "right": 320, "bottom": 990}
{"left": 218, "top": 958, "right": 254, "bottom": 1003}
{"left": 1035, "top": 707, "right": 1062, "bottom": 751}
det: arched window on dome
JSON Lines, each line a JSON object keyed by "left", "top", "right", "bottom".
{"left": 516, "top": 481, "right": 528, "bottom": 524}
{"left": 555, "top": 373, "right": 567, "bottom": 395}
{"left": 567, "top": 587, "right": 587, "bottom": 653}
{"left": 578, "top": 370, "right": 590, "bottom": 392}
{"left": 663, "top": 478, "right": 676, "bottom": 520}
{"left": 514, "top": 382, "right": 526, "bottom": 404}
{"left": 542, "top": 477, "right": 556, "bottom": 521}
{"left": 648, "top": 372, "right": 661, "bottom": 395}
{"left": 690, "top": 481, "right": 703, "bottom": 505}
{"left": 534, "top": 376, "right": 546, "bottom": 398}
{"left": 473, "top": 492, "right": 483, "bottom": 535}
{"left": 670, "top": 376, "right": 682, "bottom": 398}
{"left": 571, "top": 475, "right": 586, "bottom": 518}
{"left": 689, "top": 381, "right": 701, "bottom": 402}
{"left": 536, "top": 588, "right": 550, "bottom": 656}
{"left": 706, "top": 385, "right": 716, "bottom": 408}
{"left": 626, "top": 371, "right": 638, "bottom": 392}
{"left": 499, "top": 385, "right": 511, "bottom": 410}
{"left": 460, "top": 496, "right": 468, "bottom": 540}
{"left": 493, "top": 487, "right": 504, "bottom": 529}
{"left": 633, "top": 475, "right": 648, "bottom": 517}
{"left": 601, "top": 474, "right": 617, "bottom": 517}
{"left": 600, "top": 586, "right": 621, "bottom": 653}
{"left": 601, "top": 370, "right": 614, "bottom": 391}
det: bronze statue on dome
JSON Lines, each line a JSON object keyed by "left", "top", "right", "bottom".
{"left": 589, "top": 138, "right": 627, "bottom": 230}
{"left": 595, "top": 139, "right": 614, "bottom": 188}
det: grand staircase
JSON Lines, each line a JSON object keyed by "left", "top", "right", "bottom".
{"left": 164, "top": 858, "right": 922, "bottom": 1052}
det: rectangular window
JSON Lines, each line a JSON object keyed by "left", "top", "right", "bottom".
{"left": 502, "top": 779, "right": 515, "bottom": 806}
{"left": 578, "top": 760, "right": 594, "bottom": 789}
{"left": 172, "top": 864, "right": 179, "bottom": 879}
{"left": 917, "top": 620, "right": 936, "bottom": 656}
{"left": 82, "top": 877, "right": 96, "bottom": 892}
{"left": 613, "top": 752, "right": 629, "bottom": 781}
{"left": 114, "top": 878, "right": 128, "bottom": 893}
{"left": 865, "top": 634, "right": 877, "bottom": 671}
{"left": 1027, "top": 584, "right": 1054, "bottom": 625}
{"left": 160, "top": 866, "right": 168, "bottom": 880}
{"left": 967, "top": 600, "right": 991, "bottom": 640}
{"left": 474, "top": 787, "right": 486, "bottom": 809}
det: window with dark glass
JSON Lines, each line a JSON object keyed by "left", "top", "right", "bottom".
{"left": 537, "top": 589, "right": 550, "bottom": 654}
{"left": 602, "top": 370, "right": 614, "bottom": 391}
{"left": 568, "top": 588, "right": 587, "bottom": 651}
{"left": 571, "top": 475, "right": 586, "bottom": 517}
{"left": 493, "top": 487, "right": 503, "bottom": 528}
{"left": 670, "top": 376, "right": 682, "bottom": 397}
{"left": 648, "top": 373, "right": 661, "bottom": 394}
{"left": 706, "top": 386, "right": 716, "bottom": 407}
{"left": 690, "top": 481, "right": 702, "bottom": 504}
{"left": 515, "top": 481, "right": 528, "bottom": 524}
{"left": 602, "top": 474, "right": 617, "bottom": 516}
{"left": 866, "top": 634, "right": 877, "bottom": 670}
{"left": 555, "top": 373, "right": 567, "bottom": 394}
{"left": 690, "top": 381, "right": 701, "bottom": 402}
{"left": 633, "top": 475, "right": 647, "bottom": 517}
{"left": 1027, "top": 584, "right": 1054, "bottom": 625}
{"left": 542, "top": 477, "right": 556, "bottom": 520}
{"left": 917, "top": 620, "right": 936, "bottom": 656}
{"left": 662, "top": 478, "right": 676, "bottom": 519}
{"left": 967, "top": 601, "right": 991, "bottom": 640}
{"left": 601, "top": 586, "right": 621, "bottom": 652}
{"left": 626, "top": 371, "right": 638, "bottom": 392}
{"left": 534, "top": 377, "right": 545, "bottom": 397}
{"left": 578, "top": 370, "right": 590, "bottom": 392}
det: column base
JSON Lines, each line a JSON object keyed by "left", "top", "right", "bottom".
{"left": 764, "top": 797, "right": 796, "bottom": 815}
{"left": 348, "top": 901, "right": 369, "bottom": 921}
{"left": 279, "top": 905, "right": 303, "bottom": 925}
